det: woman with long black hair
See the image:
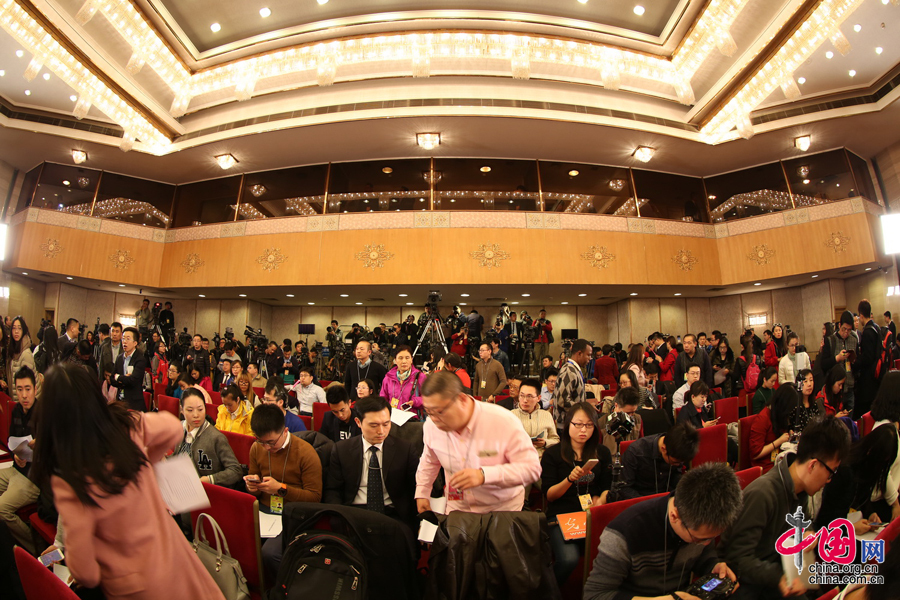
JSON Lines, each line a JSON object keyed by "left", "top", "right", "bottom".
{"left": 750, "top": 384, "right": 799, "bottom": 473}
{"left": 819, "top": 364, "right": 849, "bottom": 418}
{"left": 30, "top": 363, "right": 224, "bottom": 600}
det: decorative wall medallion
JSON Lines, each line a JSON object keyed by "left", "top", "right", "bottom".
{"left": 108, "top": 249, "right": 134, "bottom": 270}
{"left": 356, "top": 244, "right": 394, "bottom": 269}
{"left": 257, "top": 248, "right": 287, "bottom": 272}
{"left": 581, "top": 245, "right": 616, "bottom": 269}
{"left": 181, "top": 253, "right": 205, "bottom": 274}
{"left": 470, "top": 243, "right": 510, "bottom": 269}
{"left": 672, "top": 249, "right": 699, "bottom": 271}
{"left": 748, "top": 244, "right": 776, "bottom": 266}
{"left": 41, "top": 238, "right": 63, "bottom": 258}
{"left": 825, "top": 231, "right": 851, "bottom": 253}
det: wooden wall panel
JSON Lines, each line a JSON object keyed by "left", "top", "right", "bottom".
{"left": 577, "top": 305, "right": 608, "bottom": 350}
{"left": 685, "top": 298, "right": 711, "bottom": 338}
{"left": 659, "top": 299, "right": 687, "bottom": 339}
{"left": 708, "top": 295, "right": 742, "bottom": 344}
{"left": 3, "top": 275, "right": 46, "bottom": 333}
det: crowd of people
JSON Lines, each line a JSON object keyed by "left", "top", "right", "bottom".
{"left": 1, "top": 298, "right": 898, "bottom": 600}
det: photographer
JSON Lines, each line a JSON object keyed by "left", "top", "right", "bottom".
{"left": 182, "top": 334, "right": 209, "bottom": 378}
{"left": 584, "top": 463, "right": 743, "bottom": 600}
{"left": 504, "top": 311, "right": 524, "bottom": 370}
{"left": 58, "top": 318, "right": 80, "bottom": 361}
{"left": 134, "top": 298, "right": 152, "bottom": 331}
{"left": 606, "top": 422, "right": 698, "bottom": 503}
{"left": 597, "top": 387, "right": 644, "bottom": 456}
{"left": 263, "top": 341, "right": 282, "bottom": 379}
{"left": 159, "top": 301, "right": 174, "bottom": 334}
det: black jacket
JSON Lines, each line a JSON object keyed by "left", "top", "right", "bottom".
{"left": 673, "top": 349, "right": 713, "bottom": 388}
{"left": 854, "top": 320, "right": 884, "bottom": 417}
{"left": 323, "top": 435, "right": 419, "bottom": 529}
{"left": 343, "top": 359, "right": 388, "bottom": 401}
{"left": 607, "top": 433, "right": 686, "bottom": 503}
{"left": 319, "top": 410, "right": 362, "bottom": 444}
{"left": 108, "top": 348, "right": 148, "bottom": 411}
{"left": 184, "top": 346, "right": 210, "bottom": 379}
{"left": 58, "top": 334, "right": 78, "bottom": 362}
{"left": 425, "top": 510, "right": 560, "bottom": 600}
{"left": 282, "top": 503, "right": 419, "bottom": 600}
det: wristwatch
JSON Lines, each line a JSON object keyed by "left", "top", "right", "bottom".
{"left": 277, "top": 483, "right": 288, "bottom": 497}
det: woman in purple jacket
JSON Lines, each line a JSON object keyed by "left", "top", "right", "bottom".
{"left": 380, "top": 345, "right": 428, "bottom": 419}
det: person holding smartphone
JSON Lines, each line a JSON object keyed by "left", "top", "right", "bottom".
{"left": 541, "top": 402, "right": 612, "bottom": 586}
{"left": 677, "top": 381, "right": 718, "bottom": 429}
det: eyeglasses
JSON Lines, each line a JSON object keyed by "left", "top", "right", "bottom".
{"left": 519, "top": 394, "right": 539, "bottom": 401}
{"left": 423, "top": 401, "right": 455, "bottom": 418}
{"left": 816, "top": 459, "right": 836, "bottom": 481}
{"left": 570, "top": 422, "right": 595, "bottom": 430}
{"left": 255, "top": 432, "right": 284, "bottom": 448}
{"left": 685, "top": 526, "right": 717, "bottom": 544}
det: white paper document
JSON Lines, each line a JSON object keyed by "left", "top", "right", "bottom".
{"left": 429, "top": 496, "right": 447, "bottom": 515}
{"left": 259, "top": 511, "right": 283, "bottom": 538}
{"left": 154, "top": 454, "right": 210, "bottom": 514}
{"left": 8, "top": 435, "right": 33, "bottom": 462}
{"left": 390, "top": 408, "right": 416, "bottom": 426}
{"left": 418, "top": 520, "right": 439, "bottom": 543}
{"left": 53, "top": 563, "right": 71, "bottom": 585}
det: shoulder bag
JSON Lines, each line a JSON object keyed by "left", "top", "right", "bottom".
{"left": 192, "top": 512, "right": 250, "bottom": 600}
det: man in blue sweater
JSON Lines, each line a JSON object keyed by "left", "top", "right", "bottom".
{"left": 584, "top": 462, "right": 743, "bottom": 600}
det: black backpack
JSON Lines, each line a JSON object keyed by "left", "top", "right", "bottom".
{"left": 270, "top": 531, "right": 366, "bottom": 600}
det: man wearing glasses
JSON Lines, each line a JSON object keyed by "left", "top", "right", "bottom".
{"left": 511, "top": 378, "right": 559, "bottom": 458}
{"left": 818, "top": 311, "right": 858, "bottom": 416}
{"left": 249, "top": 404, "right": 323, "bottom": 578}
{"left": 415, "top": 371, "right": 541, "bottom": 514}
{"left": 721, "top": 415, "right": 850, "bottom": 600}
{"left": 584, "top": 463, "right": 743, "bottom": 600}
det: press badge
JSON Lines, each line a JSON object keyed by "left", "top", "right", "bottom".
{"left": 447, "top": 486, "right": 464, "bottom": 501}
{"left": 578, "top": 494, "right": 592, "bottom": 511}
{"left": 270, "top": 495, "right": 284, "bottom": 514}
{"left": 391, "top": 398, "right": 400, "bottom": 408}
{"left": 480, "top": 380, "right": 486, "bottom": 389}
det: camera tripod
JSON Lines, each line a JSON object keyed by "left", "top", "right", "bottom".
{"left": 515, "top": 341, "right": 534, "bottom": 377}
{"left": 413, "top": 313, "right": 448, "bottom": 362}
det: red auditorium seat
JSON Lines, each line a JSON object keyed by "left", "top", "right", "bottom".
{"left": 859, "top": 411, "right": 875, "bottom": 437}
{"left": 713, "top": 397, "right": 739, "bottom": 425}
{"left": 14, "top": 547, "right": 80, "bottom": 600}
{"left": 208, "top": 390, "right": 222, "bottom": 405}
{"left": 222, "top": 430, "right": 255, "bottom": 466}
{"left": 734, "top": 466, "right": 762, "bottom": 489}
{"left": 313, "top": 402, "right": 330, "bottom": 431}
{"left": 585, "top": 492, "right": 669, "bottom": 576}
{"left": 158, "top": 395, "right": 180, "bottom": 417}
{"left": 738, "top": 414, "right": 758, "bottom": 470}
{"left": 692, "top": 423, "right": 727, "bottom": 467}
{"left": 29, "top": 511, "right": 58, "bottom": 545}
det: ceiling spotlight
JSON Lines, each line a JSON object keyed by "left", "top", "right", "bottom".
{"left": 460, "top": 293, "right": 470, "bottom": 297}
{"left": 578, "top": 0, "right": 588, "bottom": 4}
{"left": 794, "top": 135, "right": 811, "bottom": 152}
{"left": 42, "top": 72, "right": 50, "bottom": 80}
{"left": 578, "top": 293, "right": 587, "bottom": 297}
{"left": 249, "top": 184, "right": 266, "bottom": 197}
{"left": 416, "top": 132, "right": 441, "bottom": 150}
{"left": 522, "top": 293, "right": 530, "bottom": 297}
{"left": 803, "top": 179, "right": 810, "bottom": 184}
{"left": 632, "top": 146, "right": 655, "bottom": 162}
{"left": 798, "top": 165, "right": 810, "bottom": 177}
{"left": 609, "top": 179, "right": 625, "bottom": 191}
{"left": 406, "top": 302, "right": 413, "bottom": 306}
{"left": 876, "top": 47, "right": 883, "bottom": 55}
{"left": 848, "top": 69, "right": 856, "bottom": 77}
{"left": 382, "top": 167, "right": 393, "bottom": 174}
{"left": 286, "top": 294, "right": 294, "bottom": 298}
{"left": 630, "top": 292, "right": 638, "bottom": 296}
{"left": 66, "top": 276, "right": 73, "bottom": 280}
{"left": 198, "top": 294, "right": 205, "bottom": 297}
{"left": 210, "top": 22, "right": 221, "bottom": 32}
{"left": 340, "top": 294, "right": 349, "bottom": 297}
{"left": 399, "top": 294, "right": 408, "bottom": 297}
{"left": 480, "top": 166, "right": 491, "bottom": 173}
{"left": 825, "top": 50, "right": 834, "bottom": 59}
{"left": 0, "top": 70, "right": 4, "bottom": 76}
{"left": 812, "top": 275, "right": 819, "bottom": 278}
{"left": 674, "top": 293, "right": 682, "bottom": 296}
{"left": 317, "top": 0, "right": 329, "bottom": 4}
{"left": 15, "top": 50, "right": 23, "bottom": 58}
{"left": 24, "top": 90, "right": 31, "bottom": 96}
{"left": 797, "top": 77, "right": 806, "bottom": 84}
{"left": 215, "top": 154, "right": 237, "bottom": 169}
{"left": 853, "top": 24, "right": 861, "bottom": 32}
{"left": 239, "top": 294, "right": 247, "bottom": 297}
{"left": 633, "top": 5, "right": 645, "bottom": 16}
{"left": 355, "top": 302, "right": 363, "bottom": 305}
{"left": 561, "top": 302, "right": 569, "bottom": 305}
{"left": 62, "top": 180, "right": 70, "bottom": 186}
{"left": 754, "top": 282, "right": 762, "bottom": 286}
{"left": 69, "top": 94, "right": 77, "bottom": 101}
{"left": 568, "top": 170, "right": 580, "bottom": 177}
{"left": 259, "top": 7, "right": 271, "bottom": 17}
{"left": 72, "top": 149, "right": 87, "bottom": 164}
{"left": 307, "top": 302, "right": 315, "bottom": 305}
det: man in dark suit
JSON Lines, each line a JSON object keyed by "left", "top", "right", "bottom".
{"left": 58, "top": 318, "right": 80, "bottom": 361}
{"left": 324, "top": 396, "right": 419, "bottom": 532}
{"left": 854, "top": 299, "right": 884, "bottom": 419}
{"left": 109, "top": 326, "right": 148, "bottom": 411}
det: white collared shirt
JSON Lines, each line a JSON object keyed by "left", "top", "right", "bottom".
{"left": 353, "top": 439, "right": 392, "bottom": 507}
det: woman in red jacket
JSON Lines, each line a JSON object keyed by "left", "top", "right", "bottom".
{"left": 750, "top": 384, "right": 798, "bottom": 473}
{"left": 593, "top": 345, "right": 619, "bottom": 390}
{"left": 763, "top": 324, "right": 787, "bottom": 368}
{"left": 819, "top": 364, "right": 849, "bottom": 418}
{"left": 658, "top": 336, "right": 678, "bottom": 382}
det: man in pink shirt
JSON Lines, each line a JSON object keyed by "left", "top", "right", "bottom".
{"left": 415, "top": 371, "right": 541, "bottom": 514}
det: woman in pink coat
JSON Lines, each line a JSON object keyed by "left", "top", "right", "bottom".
{"left": 380, "top": 345, "right": 428, "bottom": 419}
{"left": 31, "top": 363, "right": 224, "bottom": 600}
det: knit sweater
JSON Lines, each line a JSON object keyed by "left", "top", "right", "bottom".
{"left": 248, "top": 433, "right": 323, "bottom": 508}
{"left": 510, "top": 407, "right": 559, "bottom": 457}
{"left": 473, "top": 358, "right": 507, "bottom": 399}
{"left": 173, "top": 421, "right": 243, "bottom": 488}
{"left": 583, "top": 494, "right": 719, "bottom": 600}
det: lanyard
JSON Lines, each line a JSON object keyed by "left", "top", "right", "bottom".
{"left": 268, "top": 433, "right": 291, "bottom": 484}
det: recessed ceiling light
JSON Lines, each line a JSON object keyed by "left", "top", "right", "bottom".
{"left": 24, "top": 90, "right": 31, "bottom": 96}
{"left": 865, "top": 267, "right": 872, "bottom": 271}
{"left": 210, "top": 22, "right": 221, "bottom": 32}
{"left": 825, "top": 50, "right": 834, "bottom": 59}
{"left": 578, "top": 0, "right": 588, "bottom": 4}
{"left": 480, "top": 166, "right": 491, "bottom": 173}
{"left": 459, "top": 303, "right": 467, "bottom": 306}
{"left": 561, "top": 302, "right": 569, "bottom": 305}
{"left": 198, "top": 294, "right": 205, "bottom": 297}
{"left": 876, "top": 47, "right": 883, "bottom": 55}
{"left": 382, "top": 167, "right": 393, "bottom": 174}
{"left": 460, "top": 293, "right": 470, "bottom": 297}
{"left": 794, "top": 135, "right": 811, "bottom": 152}
{"left": 522, "top": 293, "right": 530, "bottom": 297}
{"left": 630, "top": 292, "right": 638, "bottom": 296}
{"left": 797, "top": 77, "right": 806, "bottom": 84}
{"left": 259, "top": 7, "right": 271, "bottom": 17}
{"left": 62, "top": 180, "right": 70, "bottom": 186}
{"left": 286, "top": 294, "right": 294, "bottom": 298}
{"left": 66, "top": 276, "right": 73, "bottom": 280}
{"left": 69, "top": 94, "right": 77, "bottom": 101}
{"left": 355, "top": 302, "right": 363, "bottom": 305}
{"left": 848, "top": 69, "right": 856, "bottom": 77}
{"left": 42, "top": 72, "right": 50, "bottom": 80}
{"left": 754, "top": 282, "right": 762, "bottom": 286}
{"left": 406, "top": 302, "right": 413, "bottom": 305}
{"left": 399, "top": 294, "right": 408, "bottom": 297}
{"left": 633, "top": 5, "right": 645, "bottom": 16}
{"left": 239, "top": 294, "right": 246, "bottom": 297}
{"left": 674, "top": 293, "right": 681, "bottom": 296}
{"left": 568, "top": 170, "right": 580, "bottom": 177}
{"left": 633, "top": 146, "right": 655, "bottom": 162}
{"left": 803, "top": 179, "right": 810, "bottom": 184}
{"left": 317, "top": 0, "right": 329, "bottom": 4}
{"left": 0, "top": 70, "right": 4, "bottom": 76}
{"left": 21, "top": 272, "right": 28, "bottom": 275}
{"left": 340, "top": 294, "right": 349, "bottom": 297}
{"left": 578, "top": 293, "right": 587, "bottom": 297}
{"left": 15, "top": 50, "right": 23, "bottom": 58}
{"left": 812, "top": 275, "right": 818, "bottom": 278}
{"left": 853, "top": 24, "right": 861, "bottom": 32}
{"left": 215, "top": 154, "right": 237, "bottom": 169}
{"left": 416, "top": 132, "right": 441, "bottom": 150}
{"left": 308, "top": 302, "right": 315, "bottom": 305}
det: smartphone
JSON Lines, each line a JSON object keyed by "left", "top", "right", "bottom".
{"left": 581, "top": 458, "right": 600, "bottom": 474}
{"left": 869, "top": 522, "right": 886, "bottom": 528}
{"left": 244, "top": 475, "right": 260, "bottom": 484}
{"left": 38, "top": 548, "right": 64, "bottom": 567}
{"left": 701, "top": 577, "right": 724, "bottom": 592}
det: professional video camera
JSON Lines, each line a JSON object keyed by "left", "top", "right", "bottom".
{"left": 169, "top": 327, "right": 192, "bottom": 363}
{"left": 426, "top": 290, "right": 442, "bottom": 310}
{"left": 605, "top": 411, "right": 635, "bottom": 443}
{"left": 151, "top": 301, "right": 162, "bottom": 322}
{"left": 243, "top": 325, "right": 268, "bottom": 364}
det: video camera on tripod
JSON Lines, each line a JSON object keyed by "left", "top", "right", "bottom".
{"left": 605, "top": 410, "right": 635, "bottom": 442}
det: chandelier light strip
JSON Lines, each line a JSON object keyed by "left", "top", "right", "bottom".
{"left": 0, "top": 0, "right": 170, "bottom": 148}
